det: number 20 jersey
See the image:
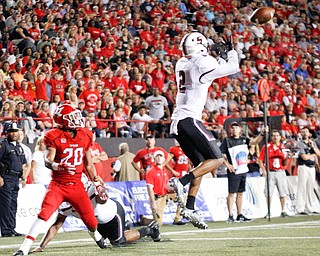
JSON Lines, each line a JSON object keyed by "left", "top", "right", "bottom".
{"left": 44, "top": 128, "right": 93, "bottom": 183}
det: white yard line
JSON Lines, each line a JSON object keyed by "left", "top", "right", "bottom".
{"left": 164, "top": 220, "right": 320, "bottom": 235}
{"left": 171, "top": 237, "right": 320, "bottom": 241}
{"left": 2, "top": 221, "right": 320, "bottom": 249}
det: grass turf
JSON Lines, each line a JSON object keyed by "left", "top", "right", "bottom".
{"left": 1, "top": 215, "right": 320, "bottom": 256}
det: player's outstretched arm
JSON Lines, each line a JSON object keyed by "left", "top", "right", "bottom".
{"left": 33, "top": 215, "right": 67, "bottom": 252}
{"left": 85, "top": 149, "right": 104, "bottom": 185}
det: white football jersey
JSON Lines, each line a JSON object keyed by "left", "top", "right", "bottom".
{"left": 171, "top": 50, "right": 239, "bottom": 123}
{"left": 59, "top": 183, "right": 117, "bottom": 224}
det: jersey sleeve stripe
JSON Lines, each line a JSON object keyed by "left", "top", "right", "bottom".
{"left": 199, "top": 68, "right": 216, "bottom": 84}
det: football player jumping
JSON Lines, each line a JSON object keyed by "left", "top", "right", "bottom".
{"left": 14, "top": 104, "right": 107, "bottom": 256}
{"left": 32, "top": 175, "right": 161, "bottom": 252}
{"left": 169, "top": 31, "right": 240, "bottom": 229}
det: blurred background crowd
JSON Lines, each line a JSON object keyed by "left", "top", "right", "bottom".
{"left": 0, "top": 0, "right": 319, "bottom": 142}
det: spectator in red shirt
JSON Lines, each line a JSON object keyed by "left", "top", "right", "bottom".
{"left": 6, "top": 79, "right": 22, "bottom": 101}
{"left": 129, "top": 72, "right": 147, "bottom": 96}
{"left": 49, "top": 71, "right": 67, "bottom": 101}
{"left": 112, "top": 69, "right": 129, "bottom": 92}
{"left": 149, "top": 61, "right": 173, "bottom": 93}
{"left": 28, "top": 21, "right": 41, "bottom": 42}
{"left": 78, "top": 80, "right": 101, "bottom": 114}
{"left": 132, "top": 135, "right": 172, "bottom": 180}
{"left": 140, "top": 24, "right": 154, "bottom": 45}
{"left": 37, "top": 101, "right": 53, "bottom": 130}
{"left": 132, "top": 52, "right": 146, "bottom": 68}
{"left": 17, "top": 80, "right": 35, "bottom": 103}
{"left": 293, "top": 97, "right": 305, "bottom": 116}
{"left": 103, "top": 71, "right": 117, "bottom": 93}
{"left": 281, "top": 115, "right": 292, "bottom": 138}
{"left": 34, "top": 67, "right": 49, "bottom": 101}
{"left": 216, "top": 107, "right": 229, "bottom": 126}
{"left": 34, "top": 2, "right": 47, "bottom": 21}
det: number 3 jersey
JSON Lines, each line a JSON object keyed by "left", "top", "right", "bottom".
{"left": 171, "top": 50, "right": 239, "bottom": 123}
{"left": 44, "top": 128, "right": 93, "bottom": 182}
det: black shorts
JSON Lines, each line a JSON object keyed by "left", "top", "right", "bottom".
{"left": 149, "top": 122, "right": 165, "bottom": 133}
{"left": 97, "top": 200, "right": 126, "bottom": 245}
{"left": 227, "top": 173, "right": 247, "bottom": 193}
{"left": 174, "top": 118, "right": 222, "bottom": 166}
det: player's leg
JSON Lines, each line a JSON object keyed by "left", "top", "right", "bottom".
{"left": 68, "top": 184, "right": 105, "bottom": 248}
{"left": 14, "top": 183, "right": 65, "bottom": 256}
{"left": 32, "top": 215, "right": 67, "bottom": 252}
{"left": 174, "top": 118, "right": 223, "bottom": 187}
{"left": 169, "top": 193, "right": 185, "bottom": 225}
{"left": 97, "top": 200, "right": 126, "bottom": 246}
{"left": 170, "top": 119, "right": 223, "bottom": 229}
{"left": 125, "top": 221, "right": 161, "bottom": 243}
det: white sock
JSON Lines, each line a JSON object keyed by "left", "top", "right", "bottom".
{"left": 20, "top": 218, "right": 46, "bottom": 255}
{"left": 20, "top": 238, "right": 34, "bottom": 255}
{"left": 88, "top": 230, "right": 102, "bottom": 242}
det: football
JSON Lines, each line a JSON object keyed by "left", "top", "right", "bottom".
{"left": 250, "top": 7, "right": 275, "bottom": 24}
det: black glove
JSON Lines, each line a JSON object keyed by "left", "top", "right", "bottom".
{"left": 221, "top": 35, "right": 234, "bottom": 51}
{"left": 211, "top": 43, "right": 228, "bottom": 60}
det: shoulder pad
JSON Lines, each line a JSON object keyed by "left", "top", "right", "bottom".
{"left": 79, "top": 128, "right": 93, "bottom": 140}
{"left": 44, "top": 129, "right": 63, "bottom": 147}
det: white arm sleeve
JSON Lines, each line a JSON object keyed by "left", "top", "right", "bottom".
{"left": 113, "top": 159, "right": 121, "bottom": 172}
{"left": 199, "top": 50, "right": 240, "bottom": 83}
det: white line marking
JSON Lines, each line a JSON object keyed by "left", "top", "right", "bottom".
{"left": 2, "top": 221, "right": 320, "bottom": 249}
{"left": 171, "top": 237, "right": 320, "bottom": 241}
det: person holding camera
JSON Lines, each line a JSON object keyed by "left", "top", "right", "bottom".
{"left": 295, "top": 127, "right": 320, "bottom": 215}
{"left": 0, "top": 123, "right": 27, "bottom": 237}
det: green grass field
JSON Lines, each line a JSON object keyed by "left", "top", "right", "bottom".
{"left": 1, "top": 215, "right": 320, "bottom": 256}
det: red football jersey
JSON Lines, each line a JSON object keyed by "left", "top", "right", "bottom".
{"left": 133, "top": 147, "right": 168, "bottom": 172}
{"left": 44, "top": 128, "right": 93, "bottom": 182}
{"left": 169, "top": 146, "right": 189, "bottom": 178}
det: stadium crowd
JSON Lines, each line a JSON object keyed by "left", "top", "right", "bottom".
{"left": 0, "top": 0, "right": 319, "bottom": 142}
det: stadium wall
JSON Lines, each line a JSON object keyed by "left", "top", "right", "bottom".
{"left": 13, "top": 177, "right": 320, "bottom": 235}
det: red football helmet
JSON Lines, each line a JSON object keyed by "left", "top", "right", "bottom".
{"left": 53, "top": 104, "right": 84, "bottom": 129}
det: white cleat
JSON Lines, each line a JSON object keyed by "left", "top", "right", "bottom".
{"left": 169, "top": 178, "right": 185, "bottom": 207}
{"left": 181, "top": 208, "right": 208, "bottom": 229}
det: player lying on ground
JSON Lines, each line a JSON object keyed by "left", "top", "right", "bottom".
{"left": 32, "top": 176, "right": 160, "bottom": 252}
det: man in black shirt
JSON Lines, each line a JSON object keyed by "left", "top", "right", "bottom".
{"left": 220, "top": 122, "right": 265, "bottom": 223}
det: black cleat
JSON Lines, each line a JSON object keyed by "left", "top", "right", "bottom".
{"left": 173, "top": 221, "right": 186, "bottom": 225}
{"left": 12, "top": 250, "right": 24, "bottom": 256}
{"left": 148, "top": 220, "right": 161, "bottom": 242}
{"left": 96, "top": 237, "right": 107, "bottom": 249}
